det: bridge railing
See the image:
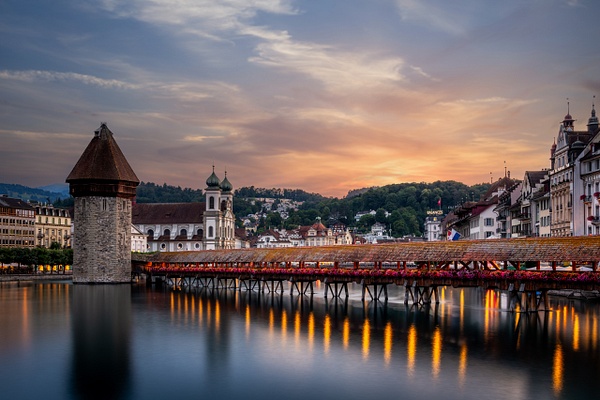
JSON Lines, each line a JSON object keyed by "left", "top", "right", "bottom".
{"left": 141, "top": 264, "right": 600, "bottom": 291}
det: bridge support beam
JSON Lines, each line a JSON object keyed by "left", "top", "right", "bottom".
{"left": 289, "top": 277, "right": 315, "bottom": 296}
{"left": 508, "top": 284, "right": 550, "bottom": 313}
{"left": 361, "top": 280, "right": 388, "bottom": 302}
{"left": 261, "top": 279, "right": 285, "bottom": 294}
{"left": 323, "top": 278, "right": 349, "bottom": 298}
{"left": 404, "top": 281, "right": 439, "bottom": 305}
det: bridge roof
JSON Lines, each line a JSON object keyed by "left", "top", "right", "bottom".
{"left": 142, "top": 236, "right": 600, "bottom": 264}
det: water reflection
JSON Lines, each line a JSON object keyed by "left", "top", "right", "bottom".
{"left": 2, "top": 282, "right": 600, "bottom": 400}
{"left": 71, "top": 285, "right": 131, "bottom": 400}
{"left": 149, "top": 284, "right": 600, "bottom": 398}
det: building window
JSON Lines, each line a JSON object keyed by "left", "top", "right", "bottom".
{"left": 160, "top": 243, "right": 166, "bottom": 250}
{"left": 177, "top": 243, "right": 183, "bottom": 249}
{"left": 180, "top": 229, "right": 187, "bottom": 237}
{"left": 484, "top": 218, "right": 494, "bottom": 226}
{"left": 163, "top": 229, "right": 170, "bottom": 238}
{"left": 209, "top": 196, "right": 215, "bottom": 209}
{"left": 208, "top": 226, "right": 214, "bottom": 238}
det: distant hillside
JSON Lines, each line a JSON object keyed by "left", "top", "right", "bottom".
{"left": 136, "top": 182, "right": 204, "bottom": 203}
{"left": 235, "top": 186, "right": 328, "bottom": 203}
{"left": 37, "top": 183, "right": 69, "bottom": 197}
{"left": 0, "top": 183, "right": 67, "bottom": 203}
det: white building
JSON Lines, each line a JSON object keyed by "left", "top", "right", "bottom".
{"left": 132, "top": 169, "right": 238, "bottom": 251}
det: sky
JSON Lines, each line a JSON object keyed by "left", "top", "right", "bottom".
{"left": 1, "top": 0, "right": 599, "bottom": 198}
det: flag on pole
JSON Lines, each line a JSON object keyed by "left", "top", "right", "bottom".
{"left": 447, "top": 229, "right": 461, "bottom": 241}
{"left": 437, "top": 198, "right": 442, "bottom": 208}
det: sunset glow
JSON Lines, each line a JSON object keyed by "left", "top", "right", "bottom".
{"left": 1, "top": 1, "right": 598, "bottom": 197}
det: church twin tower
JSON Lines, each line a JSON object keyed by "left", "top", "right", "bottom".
{"left": 67, "top": 123, "right": 233, "bottom": 283}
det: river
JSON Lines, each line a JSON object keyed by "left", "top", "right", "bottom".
{"left": 0, "top": 280, "right": 598, "bottom": 400}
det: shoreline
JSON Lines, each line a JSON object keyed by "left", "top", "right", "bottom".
{"left": 0, "top": 274, "right": 72, "bottom": 282}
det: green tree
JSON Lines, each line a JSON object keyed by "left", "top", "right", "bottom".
{"left": 265, "top": 212, "right": 283, "bottom": 229}
{"left": 375, "top": 208, "right": 388, "bottom": 224}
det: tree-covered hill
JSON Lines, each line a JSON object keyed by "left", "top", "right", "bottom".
{"left": 0, "top": 183, "right": 67, "bottom": 203}
{"left": 2, "top": 180, "right": 490, "bottom": 237}
{"left": 278, "top": 181, "right": 491, "bottom": 236}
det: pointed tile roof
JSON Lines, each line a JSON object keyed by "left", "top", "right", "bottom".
{"left": 67, "top": 123, "right": 139, "bottom": 183}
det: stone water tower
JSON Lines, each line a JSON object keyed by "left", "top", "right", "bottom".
{"left": 66, "top": 123, "right": 139, "bottom": 283}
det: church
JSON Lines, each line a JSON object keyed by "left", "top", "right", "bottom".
{"left": 132, "top": 168, "right": 237, "bottom": 251}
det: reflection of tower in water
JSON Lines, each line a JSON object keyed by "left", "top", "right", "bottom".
{"left": 71, "top": 285, "right": 131, "bottom": 399}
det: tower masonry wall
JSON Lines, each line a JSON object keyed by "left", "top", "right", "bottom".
{"left": 73, "top": 196, "right": 132, "bottom": 283}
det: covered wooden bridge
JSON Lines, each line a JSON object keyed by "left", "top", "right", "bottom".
{"left": 134, "top": 236, "right": 600, "bottom": 311}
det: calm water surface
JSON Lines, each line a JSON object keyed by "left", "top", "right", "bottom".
{"left": 0, "top": 280, "right": 599, "bottom": 400}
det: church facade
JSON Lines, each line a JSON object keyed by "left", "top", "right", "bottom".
{"left": 132, "top": 169, "right": 236, "bottom": 251}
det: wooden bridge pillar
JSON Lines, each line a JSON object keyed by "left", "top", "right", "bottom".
{"left": 403, "top": 281, "right": 439, "bottom": 305}
{"left": 361, "top": 280, "right": 388, "bottom": 302}
{"left": 508, "top": 283, "right": 550, "bottom": 313}
{"left": 323, "top": 278, "right": 349, "bottom": 298}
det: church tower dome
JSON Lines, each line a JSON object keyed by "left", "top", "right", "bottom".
{"left": 220, "top": 172, "right": 233, "bottom": 193}
{"left": 206, "top": 166, "right": 221, "bottom": 189}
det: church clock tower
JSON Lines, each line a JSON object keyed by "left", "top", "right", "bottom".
{"left": 66, "top": 123, "right": 139, "bottom": 283}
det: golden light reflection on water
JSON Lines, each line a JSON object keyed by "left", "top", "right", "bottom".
{"left": 460, "top": 289, "right": 464, "bottom": 334}
{"left": 308, "top": 313, "right": 315, "bottom": 350}
{"left": 294, "top": 311, "right": 301, "bottom": 346}
{"left": 432, "top": 327, "right": 442, "bottom": 379}
{"left": 458, "top": 343, "right": 468, "bottom": 387}
{"left": 245, "top": 304, "right": 250, "bottom": 337}
{"left": 343, "top": 317, "right": 350, "bottom": 350}
{"left": 126, "top": 285, "right": 600, "bottom": 394}
{"left": 324, "top": 314, "right": 331, "bottom": 355}
{"left": 484, "top": 290, "right": 490, "bottom": 343}
{"left": 553, "top": 343, "right": 564, "bottom": 395}
{"left": 383, "top": 322, "right": 392, "bottom": 366}
{"left": 573, "top": 314, "right": 580, "bottom": 351}
{"left": 407, "top": 324, "right": 417, "bottom": 377}
{"left": 362, "top": 319, "right": 370, "bottom": 359}
{"left": 281, "top": 310, "right": 287, "bottom": 342}
{"left": 593, "top": 316, "right": 598, "bottom": 351}
{"left": 215, "top": 301, "right": 220, "bottom": 333}
{"left": 198, "top": 297, "right": 203, "bottom": 327}
{"left": 170, "top": 291, "right": 174, "bottom": 318}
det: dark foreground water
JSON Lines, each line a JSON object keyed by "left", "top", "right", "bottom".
{"left": 0, "top": 280, "right": 599, "bottom": 400}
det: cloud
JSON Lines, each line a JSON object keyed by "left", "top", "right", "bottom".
{"left": 248, "top": 30, "right": 407, "bottom": 91}
{"left": 98, "top": 0, "right": 298, "bottom": 35}
{"left": 0, "top": 70, "right": 137, "bottom": 90}
{"left": 395, "top": 0, "right": 468, "bottom": 35}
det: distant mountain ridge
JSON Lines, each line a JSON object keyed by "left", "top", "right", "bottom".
{"left": 0, "top": 183, "right": 68, "bottom": 203}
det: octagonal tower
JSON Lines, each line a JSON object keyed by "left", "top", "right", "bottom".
{"left": 66, "top": 123, "right": 139, "bottom": 283}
